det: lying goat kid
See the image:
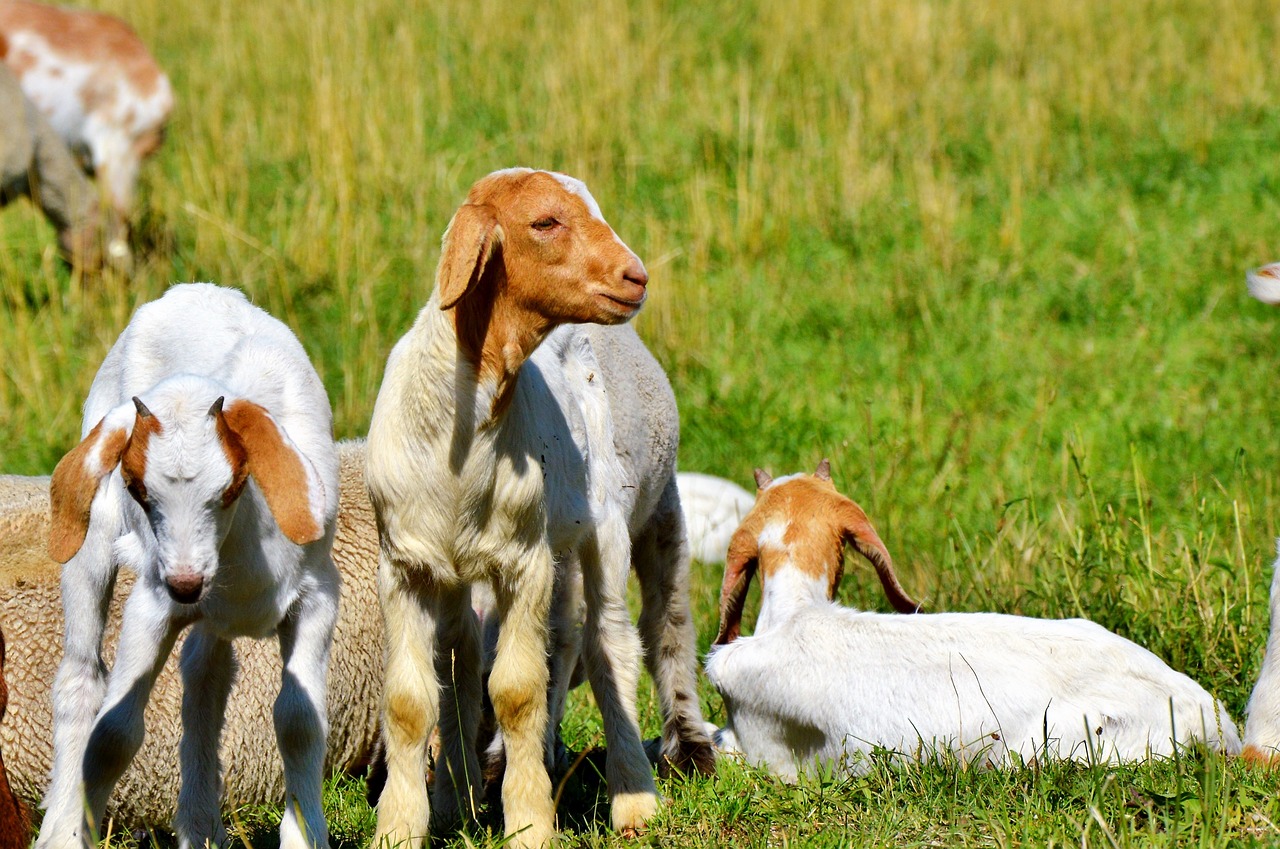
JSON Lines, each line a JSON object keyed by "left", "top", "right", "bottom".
{"left": 706, "top": 462, "right": 1241, "bottom": 779}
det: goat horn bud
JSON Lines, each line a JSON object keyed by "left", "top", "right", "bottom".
{"left": 208, "top": 396, "right": 225, "bottom": 417}
{"left": 132, "top": 396, "right": 152, "bottom": 419}
{"left": 754, "top": 468, "right": 773, "bottom": 490}
{"left": 815, "top": 458, "right": 831, "bottom": 481}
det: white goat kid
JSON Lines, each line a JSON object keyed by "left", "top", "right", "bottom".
{"left": 39, "top": 284, "right": 339, "bottom": 849}
{"left": 367, "top": 168, "right": 710, "bottom": 849}
{"left": 706, "top": 462, "right": 1241, "bottom": 780}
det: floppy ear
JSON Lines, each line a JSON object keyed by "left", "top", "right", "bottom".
{"left": 713, "top": 523, "right": 761, "bottom": 646}
{"left": 217, "top": 399, "right": 326, "bottom": 545}
{"left": 437, "top": 202, "right": 501, "bottom": 310}
{"left": 836, "top": 496, "right": 921, "bottom": 613}
{"left": 49, "top": 417, "right": 130, "bottom": 563}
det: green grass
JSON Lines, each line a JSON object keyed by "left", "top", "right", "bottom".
{"left": 6, "top": 0, "right": 1280, "bottom": 844}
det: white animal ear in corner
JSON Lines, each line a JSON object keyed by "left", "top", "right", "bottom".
{"left": 1247, "top": 263, "right": 1280, "bottom": 305}
{"left": 49, "top": 416, "right": 131, "bottom": 563}
{"left": 216, "top": 399, "right": 326, "bottom": 545}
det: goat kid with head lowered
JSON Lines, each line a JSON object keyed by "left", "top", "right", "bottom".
{"left": 366, "top": 168, "right": 713, "bottom": 849}
{"left": 707, "top": 462, "right": 1240, "bottom": 779}
{"left": 39, "top": 284, "right": 339, "bottom": 849}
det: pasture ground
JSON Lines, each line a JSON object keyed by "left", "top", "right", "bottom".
{"left": 4, "top": 0, "right": 1280, "bottom": 845}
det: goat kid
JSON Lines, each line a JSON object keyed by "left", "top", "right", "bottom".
{"left": 0, "top": 0, "right": 173, "bottom": 262}
{"left": 706, "top": 462, "right": 1241, "bottom": 780}
{"left": 39, "top": 284, "right": 339, "bottom": 849}
{"left": 367, "top": 168, "right": 711, "bottom": 849}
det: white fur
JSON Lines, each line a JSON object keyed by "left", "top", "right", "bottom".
{"left": 37, "top": 284, "right": 339, "bottom": 849}
{"left": 706, "top": 477, "right": 1241, "bottom": 780}
{"left": 1244, "top": 546, "right": 1280, "bottom": 759}
{"left": 1248, "top": 263, "right": 1280, "bottom": 306}
{"left": 675, "top": 472, "right": 755, "bottom": 564}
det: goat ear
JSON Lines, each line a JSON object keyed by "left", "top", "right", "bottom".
{"left": 217, "top": 400, "right": 326, "bottom": 545}
{"left": 437, "top": 202, "right": 500, "bottom": 310}
{"left": 49, "top": 417, "right": 130, "bottom": 563}
{"left": 836, "top": 497, "right": 921, "bottom": 613}
{"left": 713, "top": 524, "right": 761, "bottom": 646}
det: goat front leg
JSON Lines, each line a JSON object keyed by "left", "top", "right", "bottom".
{"left": 634, "top": 486, "right": 714, "bottom": 775}
{"left": 491, "top": 557, "right": 555, "bottom": 849}
{"left": 274, "top": 565, "right": 340, "bottom": 849}
{"left": 38, "top": 530, "right": 120, "bottom": 849}
{"left": 81, "top": 585, "right": 180, "bottom": 844}
{"left": 431, "top": 583, "right": 483, "bottom": 829}
{"left": 373, "top": 553, "right": 439, "bottom": 849}
{"left": 175, "top": 627, "right": 234, "bottom": 849}
{"left": 579, "top": 522, "right": 659, "bottom": 833}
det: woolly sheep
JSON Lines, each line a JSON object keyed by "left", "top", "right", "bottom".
{"left": 675, "top": 472, "right": 755, "bottom": 565}
{"left": 365, "top": 168, "right": 712, "bottom": 848}
{"left": 706, "top": 462, "right": 1241, "bottom": 780}
{"left": 38, "top": 284, "right": 339, "bottom": 849}
{"left": 0, "top": 61, "right": 124, "bottom": 269}
{"left": 0, "top": 440, "right": 381, "bottom": 830}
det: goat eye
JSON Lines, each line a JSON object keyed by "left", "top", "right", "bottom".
{"left": 531, "top": 217, "right": 559, "bottom": 232}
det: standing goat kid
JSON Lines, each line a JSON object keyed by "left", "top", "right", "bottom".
{"left": 706, "top": 462, "right": 1240, "bottom": 779}
{"left": 39, "top": 284, "right": 339, "bottom": 849}
{"left": 366, "top": 168, "right": 712, "bottom": 849}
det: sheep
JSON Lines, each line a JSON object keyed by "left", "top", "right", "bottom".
{"left": 0, "top": 0, "right": 172, "bottom": 237}
{"left": 705, "top": 462, "right": 1242, "bottom": 780}
{"left": 0, "top": 61, "right": 125, "bottom": 269}
{"left": 38, "top": 283, "right": 340, "bottom": 849}
{"left": 365, "top": 168, "right": 713, "bottom": 848}
{"left": 676, "top": 472, "right": 755, "bottom": 564}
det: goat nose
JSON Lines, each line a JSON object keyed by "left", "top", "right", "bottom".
{"left": 624, "top": 257, "right": 649, "bottom": 289}
{"left": 165, "top": 571, "right": 204, "bottom": 604}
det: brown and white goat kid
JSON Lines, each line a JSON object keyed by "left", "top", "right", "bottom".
{"left": 707, "top": 463, "right": 1240, "bottom": 779}
{"left": 39, "top": 284, "right": 339, "bottom": 849}
{"left": 366, "top": 168, "right": 712, "bottom": 849}
{"left": 0, "top": 0, "right": 172, "bottom": 258}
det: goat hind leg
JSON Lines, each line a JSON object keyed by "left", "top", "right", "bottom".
{"left": 431, "top": 584, "right": 483, "bottom": 829}
{"left": 634, "top": 488, "right": 714, "bottom": 776}
{"left": 579, "top": 525, "right": 659, "bottom": 832}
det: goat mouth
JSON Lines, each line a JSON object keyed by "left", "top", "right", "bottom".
{"left": 599, "top": 291, "right": 647, "bottom": 312}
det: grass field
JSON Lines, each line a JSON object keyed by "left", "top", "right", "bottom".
{"left": 5, "top": 0, "right": 1280, "bottom": 845}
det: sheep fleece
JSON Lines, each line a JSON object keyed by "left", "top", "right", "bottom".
{"left": 0, "top": 441, "right": 381, "bottom": 827}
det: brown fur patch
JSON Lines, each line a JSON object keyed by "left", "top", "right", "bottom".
{"left": 48, "top": 418, "right": 128, "bottom": 563}
{"left": 1240, "top": 744, "right": 1276, "bottom": 767}
{"left": 0, "top": 0, "right": 165, "bottom": 97}
{"left": 221, "top": 400, "right": 322, "bottom": 545}
{"left": 119, "top": 406, "right": 162, "bottom": 509}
